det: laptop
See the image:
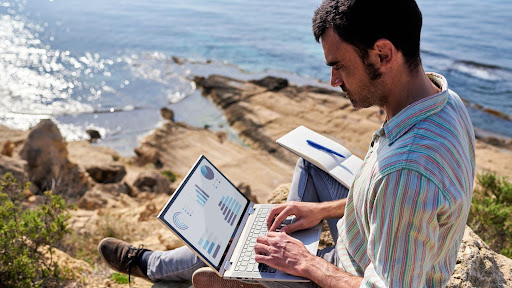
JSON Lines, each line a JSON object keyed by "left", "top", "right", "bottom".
{"left": 157, "top": 155, "right": 322, "bottom": 282}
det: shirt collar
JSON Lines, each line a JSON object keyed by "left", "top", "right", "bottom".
{"left": 383, "top": 72, "right": 449, "bottom": 145}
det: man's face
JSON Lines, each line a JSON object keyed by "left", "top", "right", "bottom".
{"left": 321, "top": 28, "right": 387, "bottom": 108}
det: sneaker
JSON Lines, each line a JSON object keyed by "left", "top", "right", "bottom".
{"left": 192, "top": 267, "right": 265, "bottom": 288}
{"left": 98, "top": 237, "right": 151, "bottom": 282}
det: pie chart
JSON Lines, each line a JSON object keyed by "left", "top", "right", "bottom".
{"left": 201, "top": 165, "right": 214, "bottom": 180}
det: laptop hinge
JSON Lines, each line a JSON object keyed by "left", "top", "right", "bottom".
{"left": 224, "top": 261, "right": 232, "bottom": 271}
{"left": 248, "top": 206, "right": 256, "bottom": 214}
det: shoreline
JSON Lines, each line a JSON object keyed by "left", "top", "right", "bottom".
{"left": 2, "top": 57, "right": 511, "bottom": 157}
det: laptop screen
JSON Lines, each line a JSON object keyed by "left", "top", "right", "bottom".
{"left": 158, "top": 155, "right": 250, "bottom": 270}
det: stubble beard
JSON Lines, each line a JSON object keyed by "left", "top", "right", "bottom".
{"left": 347, "top": 61, "right": 387, "bottom": 109}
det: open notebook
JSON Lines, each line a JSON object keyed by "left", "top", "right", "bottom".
{"left": 276, "top": 126, "right": 363, "bottom": 188}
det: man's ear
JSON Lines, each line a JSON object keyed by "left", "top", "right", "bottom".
{"left": 372, "top": 39, "right": 395, "bottom": 68}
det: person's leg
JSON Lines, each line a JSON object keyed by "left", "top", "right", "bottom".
{"left": 102, "top": 158, "right": 347, "bottom": 283}
{"left": 288, "top": 158, "right": 349, "bottom": 240}
{"left": 146, "top": 245, "right": 206, "bottom": 281}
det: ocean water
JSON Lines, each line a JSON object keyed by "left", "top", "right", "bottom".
{"left": 1, "top": 0, "right": 511, "bottom": 155}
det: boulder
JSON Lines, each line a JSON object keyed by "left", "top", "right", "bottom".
{"left": 447, "top": 227, "right": 512, "bottom": 287}
{"left": 249, "top": 76, "right": 288, "bottom": 91}
{"left": 133, "top": 171, "right": 171, "bottom": 194}
{"left": 85, "top": 129, "right": 101, "bottom": 142}
{"left": 0, "top": 154, "right": 27, "bottom": 182}
{"left": 1, "top": 140, "right": 15, "bottom": 157}
{"left": 19, "top": 119, "right": 89, "bottom": 200}
{"left": 77, "top": 188, "right": 112, "bottom": 210}
{"left": 134, "top": 145, "right": 162, "bottom": 168}
{"left": 161, "top": 107, "right": 175, "bottom": 122}
{"left": 85, "top": 164, "right": 126, "bottom": 184}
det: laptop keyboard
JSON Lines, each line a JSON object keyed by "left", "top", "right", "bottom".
{"left": 235, "top": 207, "right": 294, "bottom": 274}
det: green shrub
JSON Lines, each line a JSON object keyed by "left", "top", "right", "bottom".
{"left": 161, "top": 170, "right": 177, "bottom": 183}
{"left": 110, "top": 272, "right": 129, "bottom": 284}
{"left": 467, "top": 171, "right": 512, "bottom": 257}
{"left": 0, "top": 173, "right": 72, "bottom": 287}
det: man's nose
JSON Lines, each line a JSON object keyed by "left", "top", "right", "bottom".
{"left": 330, "top": 70, "right": 343, "bottom": 87}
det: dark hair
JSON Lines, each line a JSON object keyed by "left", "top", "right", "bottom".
{"left": 313, "top": 0, "right": 423, "bottom": 71}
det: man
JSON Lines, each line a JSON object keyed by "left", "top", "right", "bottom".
{"left": 99, "top": 0, "right": 475, "bottom": 287}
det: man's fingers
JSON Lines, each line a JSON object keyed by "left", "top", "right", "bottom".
{"left": 256, "top": 235, "right": 270, "bottom": 244}
{"left": 254, "top": 254, "right": 272, "bottom": 264}
{"left": 279, "top": 221, "right": 302, "bottom": 234}
{"left": 269, "top": 208, "right": 293, "bottom": 232}
{"left": 266, "top": 205, "right": 286, "bottom": 229}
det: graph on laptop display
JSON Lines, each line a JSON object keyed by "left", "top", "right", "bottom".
{"left": 163, "top": 158, "right": 248, "bottom": 266}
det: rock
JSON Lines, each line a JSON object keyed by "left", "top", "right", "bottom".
{"left": 138, "top": 202, "right": 157, "bottom": 222}
{"left": 268, "top": 183, "right": 291, "bottom": 205}
{"left": 93, "top": 182, "right": 133, "bottom": 197}
{"left": 78, "top": 188, "right": 112, "bottom": 210}
{"left": 133, "top": 171, "right": 171, "bottom": 194}
{"left": 86, "top": 164, "right": 126, "bottom": 184}
{"left": 134, "top": 145, "right": 162, "bottom": 167}
{"left": 1, "top": 140, "right": 15, "bottom": 156}
{"left": 86, "top": 129, "right": 101, "bottom": 142}
{"left": 447, "top": 227, "right": 512, "bottom": 287}
{"left": 172, "top": 56, "right": 184, "bottom": 65}
{"left": 19, "top": 119, "right": 89, "bottom": 200}
{"left": 43, "top": 246, "right": 93, "bottom": 278}
{"left": 215, "top": 131, "right": 228, "bottom": 143}
{"left": 237, "top": 182, "right": 258, "bottom": 204}
{"left": 250, "top": 76, "right": 289, "bottom": 91}
{"left": 161, "top": 107, "right": 175, "bottom": 122}
{"left": 0, "top": 154, "right": 27, "bottom": 182}
{"left": 194, "top": 75, "right": 244, "bottom": 108}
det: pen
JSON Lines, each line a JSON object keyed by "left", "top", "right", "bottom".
{"left": 306, "top": 140, "right": 345, "bottom": 158}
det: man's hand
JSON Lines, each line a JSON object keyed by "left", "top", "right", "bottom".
{"left": 266, "top": 201, "right": 324, "bottom": 234}
{"left": 255, "top": 232, "right": 363, "bottom": 288}
{"left": 254, "top": 232, "right": 313, "bottom": 277}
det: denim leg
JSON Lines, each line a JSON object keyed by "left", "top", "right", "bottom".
{"left": 146, "top": 245, "right": 206, "bottom": 281}
{"left": 288, "top": 158, "right": 349, "bottom": 240}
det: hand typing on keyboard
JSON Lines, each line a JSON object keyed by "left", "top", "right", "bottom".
{"left": 266, "top": 201, "right": 325, "bottom": 234}
{"left": 254, "top": 231, "right": 313, "bottom": 278}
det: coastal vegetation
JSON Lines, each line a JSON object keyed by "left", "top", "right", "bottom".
{"left": 0, "top": 173, "right": 72, "bottom": 287}
{"left": 468, "top": 171, "right": 512, "bottom": 258}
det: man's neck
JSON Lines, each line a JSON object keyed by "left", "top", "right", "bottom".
{"left": 382, "top": 68, "right": 441, "bottom": 121}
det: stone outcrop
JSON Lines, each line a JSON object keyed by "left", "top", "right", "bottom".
{"left": 86, "top": 164, "right": 127, "bottom": 184}
{"left": 160, "top": 107, "right": 175, "bottom": 122}
{"left": 249, "top": 76, "right": 289, "bottom": 91}
{"left": 132, "top": 171, "right": 172, "bottom": 194}
{"left": 447, "top": 228, "right": 512, "bottom": 287}
{"left": 19, "top": 119, "right": 89, "bottom": 199}
{"left": 0, "top": 154, "right": 26, "bottom": 182}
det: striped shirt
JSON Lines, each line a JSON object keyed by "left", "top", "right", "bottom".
{"left": 336, "top": 73, "right": 475, "bottom": 287}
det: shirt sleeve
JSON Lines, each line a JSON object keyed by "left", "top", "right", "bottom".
{"left": 360, "top": 169, "right": 443, "bottom": 288}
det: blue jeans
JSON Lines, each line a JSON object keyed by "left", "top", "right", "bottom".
{"left": 147, "top": 158, "right": 349, "bottom": 286}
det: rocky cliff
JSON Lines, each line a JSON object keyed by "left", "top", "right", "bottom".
{"left": 1, "top": 75, "right": 511, "bottom": 287}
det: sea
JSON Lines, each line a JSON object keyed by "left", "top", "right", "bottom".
{"left": 1, "top": 0, "right": 511, "bottom": 156}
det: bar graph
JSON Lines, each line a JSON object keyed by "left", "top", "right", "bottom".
{"left": 195, "top": 184, "right": 209, "bottom": 207}
{"left": 218, "top": 196, "right": 242, "bottom": 226}
{"left": 198, "top": 235, "right": 222, "bottom": 259}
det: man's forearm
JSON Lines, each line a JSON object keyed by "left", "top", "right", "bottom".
{"left": 299, "top": 253, "right": 363, "bottom": 288}
{"left": 317, "top": 199, "right": 346, "bottom": 219}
